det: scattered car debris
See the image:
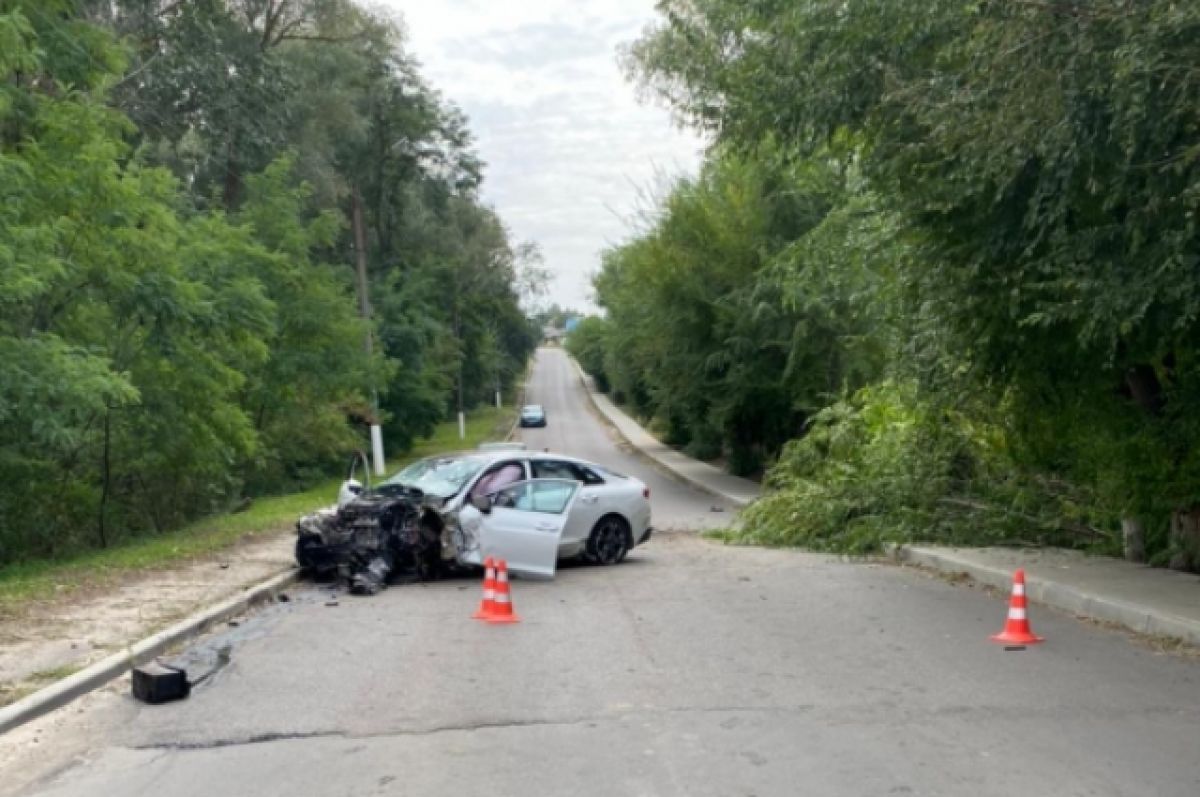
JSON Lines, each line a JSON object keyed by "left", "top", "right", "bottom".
{"left": 351, "top": 556, "right": 392, "bottom": 595}
{"left": 132, "top": 661, "right": 190, "bottom": 704}
{"left": 295, "top": 484, "right": 442, "bottom": 595}
{"left": 295, "top": 451, "right": 446, "bottom": 594}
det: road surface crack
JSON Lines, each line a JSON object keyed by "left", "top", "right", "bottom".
{"left": 129, "top": 705, "right": 824, "bottom": 752}
{"left": 130, "top": 716, "right": 611, "bottom": 751}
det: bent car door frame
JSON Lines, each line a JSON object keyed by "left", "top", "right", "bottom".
{"left": 479, "top": 479, "right": 580, "bottom": 579}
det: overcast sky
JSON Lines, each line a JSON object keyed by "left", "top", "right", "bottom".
{"left": 384, "top": 0, "right": 705, "bottom": 312}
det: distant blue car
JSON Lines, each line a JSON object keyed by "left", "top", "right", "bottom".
{"left": 519, "top": 404, "right": 547, "bottom": 427}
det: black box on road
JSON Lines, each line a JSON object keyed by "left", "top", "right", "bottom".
{"left": 131, "top": 661, "right": 190, "bottom": 704}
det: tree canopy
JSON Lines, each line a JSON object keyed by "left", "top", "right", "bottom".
{"left": 0, "top": 1, "right": 537, "bottom": 563}
{"left": 570, "top": 0, "right": 1200, "bottom": 566}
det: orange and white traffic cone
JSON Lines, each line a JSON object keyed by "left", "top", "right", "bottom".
{"left": 991, "top": 569, "right": 1043, "bottom": 644}
{"left": 472, "top": 556, "right": 497, "bottom": 620}
{"left": 485, "top": 559, "right": 520, "bottom": 624}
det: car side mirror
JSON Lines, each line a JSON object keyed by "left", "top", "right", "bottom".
{"left": 337, "top": 479, "right": 363, "bottom": 509}
{"left": 470, "top": 493, "right": 492, "bottom": 514}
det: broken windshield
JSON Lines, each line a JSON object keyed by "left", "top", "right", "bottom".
{"left": 380, "top": 454, "right": 490, "bottom": 498}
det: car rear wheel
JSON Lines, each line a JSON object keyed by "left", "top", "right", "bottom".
{"left": 585, "top": 515, "right": 630, "bottom": 565}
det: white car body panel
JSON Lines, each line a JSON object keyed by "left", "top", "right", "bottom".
{"left": 371, "top": 450, "right": 651, "bottom": 568}
{"left": 475, "top": 479, "right": 578, "bottom": 579}
{"left": 563, "top": 486, "right": 605, "bottom": 549}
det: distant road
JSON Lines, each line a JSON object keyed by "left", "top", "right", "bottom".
{"left": 517, "top": 346, "right": 731, "bottom": 531}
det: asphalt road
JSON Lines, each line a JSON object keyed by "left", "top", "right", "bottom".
{"left": 3, "top": 349, "right": 1200, "bottom": 796}
{"left": 517, "top": 347, "right": 731, "bottom": 532}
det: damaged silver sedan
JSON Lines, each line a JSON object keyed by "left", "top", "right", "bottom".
{"left": 295, "top": 448, "right": 652, "bottom": 594}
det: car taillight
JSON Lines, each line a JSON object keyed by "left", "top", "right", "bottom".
{"left": 643, "top": 486, "right": 650, "bottom": 499}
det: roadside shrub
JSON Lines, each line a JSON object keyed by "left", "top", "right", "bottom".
{"left": 683, "top": 425, "right": 722, "bottom": 461}
{"left": 734, "top": 382, "right": 1118, "bottom": 555}
{"left": 565, "top": 317, "right": 612, "bottom": 393}
{"left": 726, "top": 439, "right": 764, "bottom": 479}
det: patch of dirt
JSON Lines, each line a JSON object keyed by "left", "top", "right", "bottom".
{"left": 1072, "top": 616, "right": 1200, "bottom": 660}
{"left": 0, "top": 533, "right": 294, "bottom": 706}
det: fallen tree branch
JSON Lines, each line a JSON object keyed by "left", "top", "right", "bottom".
{"left": 936, "top": 496, "right": 1113, "bottom": 542}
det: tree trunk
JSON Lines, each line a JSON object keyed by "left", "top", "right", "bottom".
{"left": 454, "top": 303, "right": 464, "bottom": 416}
{"left": 98, "top": 409, "right": 111, "bottom": 549}
{"left": 1121, "top": 517, "right": 1145, "bottom": 563}
{"left": 223, "top": 135, "right": 241, "bottom": 210}
{"left": 1168, "top": 507, "right": 1200, "bottom": 572}
{"left": 351, "top": 186, "right": 379, "bottom": 434}
{"left": 1124, "top": 364, "right": 1164, "bottom": 415}
{"left": 351, "top": 187, "right": 372, "bottom": 350}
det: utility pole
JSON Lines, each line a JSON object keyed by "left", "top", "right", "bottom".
{"left": 491, "top": 324, "right": 502, "bottom": 409}
{"left": 352, "top": 187, "right": 385, "bottom": 475}
{"left": 454, "top": 303, "right": 466, "bottom": 440}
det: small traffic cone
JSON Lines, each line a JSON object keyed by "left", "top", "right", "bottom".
{"left": 485, "top": 559, "right": 520, "bottom": 624}
{"left": 472, "top": 556, "right": 498, "bottom": 620}
{"left": 991, "top": 569, "right": 1043, "bottom": 644}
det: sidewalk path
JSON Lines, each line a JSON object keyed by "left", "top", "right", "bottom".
{"left": 571, "top": 361, "right": 761, "bottom": 508}
{"left": 571, "top": 358, "right": 1200, "bottom": 646}
{"left": 896, "top": 545, "right": 1200, "bottom": 646}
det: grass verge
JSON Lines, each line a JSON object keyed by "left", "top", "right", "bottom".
{"left": 0, "top": 405, "right": 515, "bottom": 613}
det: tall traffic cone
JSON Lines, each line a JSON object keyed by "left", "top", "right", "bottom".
{"left": 485, "top": 559, "right": 520, "bottom": 624}
{"left": 991, "top": 569, "right": 1043, "bottom": 644}
{"left": 472, "top": 557, "right": 497, "bottom": 620}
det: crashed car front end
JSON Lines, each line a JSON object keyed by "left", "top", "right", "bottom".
{"left": 295, "top": 485, "right": 447, "bottom": 595}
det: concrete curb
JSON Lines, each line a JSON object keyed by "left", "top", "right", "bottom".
{"left": 0, "top": 568, "right": 299, "bottom": 736}
{"left": 891, "top": 545, "right": 1200, "bottom": 647}
{"left": 567, "top": 357, "right": 754, "bottom": 509}
{"left": 504, "top": 406, "right": 520, "bottom": 443}
{"left": 504, "top": 360, "right": 531, "bottom": 443}
{"left": 566, "top": 356, "right": 614, "bottom": 440}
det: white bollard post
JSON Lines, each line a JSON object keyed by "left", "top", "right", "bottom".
{"left": 370, "top": 423, "right": 385, "bottom": 475}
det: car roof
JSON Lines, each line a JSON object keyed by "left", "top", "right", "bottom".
{"left": 477, "top": 441, "right": 527, "bottom": 451}
{"left": 412, "top": 448, "right": 601, "bottom": 469}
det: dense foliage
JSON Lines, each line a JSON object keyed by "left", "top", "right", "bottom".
{"left": 573, "top": 0, "right": 1200, "bottom": 564}
{"left": 0, "top": 1, "right": 537, "bottom": 564}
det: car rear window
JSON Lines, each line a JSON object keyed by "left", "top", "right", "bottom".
{"left": 532, "top": 459, "right": 608, "bottom": 485}
{"left": 578, "top": 466, "right": 606, "bottom": 485}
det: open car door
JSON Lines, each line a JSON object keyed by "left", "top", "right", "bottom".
{"left": 336, "top": 450, "right": 372, "bottom": 509}
{"left": 479, "top": 479, "right": 579, "bottom": 579}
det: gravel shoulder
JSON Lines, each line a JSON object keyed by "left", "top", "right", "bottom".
{"left": 0, "top": 533, "right": 294, "bottom": 708}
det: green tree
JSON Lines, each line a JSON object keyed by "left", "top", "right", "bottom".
{"left": 1, "top": 7, "right": 272, "bottom": 554}
{"left": 592, "top": 145, "right": 888, "bottom": 474}
{"left": 630, "top": 0, "right": 1200, "bottom": 562}
{"left": 565, "top": 316, "right": 612, "bottom": 392}
{"left": 1, "top": 1, "right": 535, "bottom": 566}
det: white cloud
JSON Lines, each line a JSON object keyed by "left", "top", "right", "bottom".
{"left": 382, "top": 0, "right": 705, "bottom": 311}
